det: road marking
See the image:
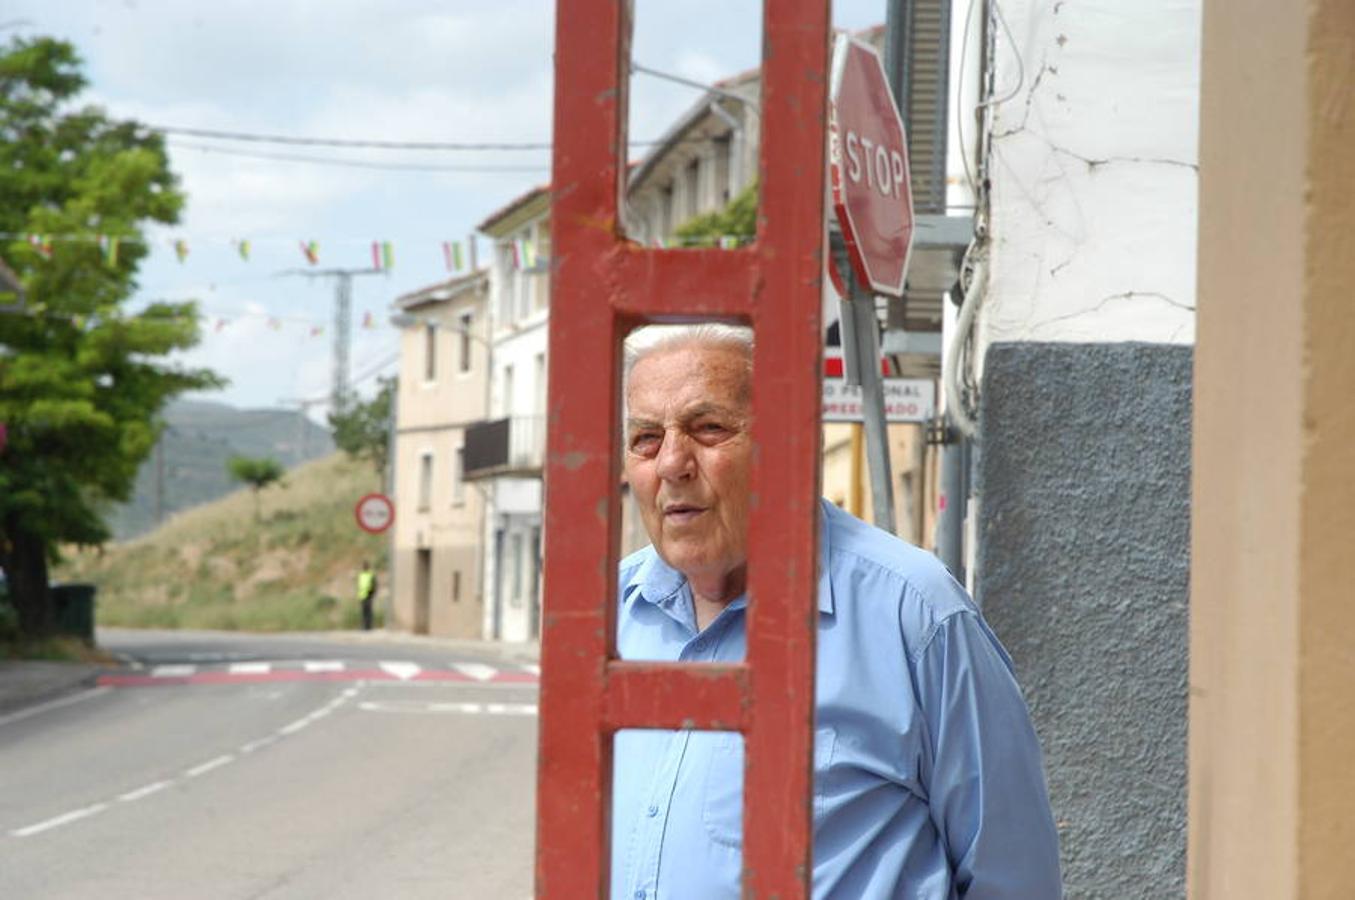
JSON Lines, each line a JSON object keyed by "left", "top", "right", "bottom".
{"left": 453, "top": 662, "right": 498, "bottom": 682}
{"left": 185, "top": 754, "right": 235, "bottom": 778}
{"left": 150, "top": 664, "right": 195, "bottom": 678}
{"left": 228, "top": 662, "right": 271, "bottom": 675}
{"left": 359, "top": 699, "right": 537, "bottom": 716}
{"left": 522, "top": 664, "right": 541, "bottom": 676}
{"left": 0, "top": 686, "right": 111, "bottom": 729}
{"left": 303, "top": 660, "right": 344, "bottom": 672}
{"left": 239, "top": 735, "right": 278, "bottom": 754}
{"left": 12, "top": 803, "right": 109, "bottom": 838}
{"left": 118, "top": 780, "right": 172, "bottom": 802}
{"left": 378, "top": 661, "right": 421, "bottom": 681}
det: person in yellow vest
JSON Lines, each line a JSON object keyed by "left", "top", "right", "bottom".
{"left": 356, "top": 561, "right": 377, "bottom": 631}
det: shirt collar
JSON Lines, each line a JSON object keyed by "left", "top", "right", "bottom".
{"left": 627, "top": 501, "right": 836, "bottom": 616}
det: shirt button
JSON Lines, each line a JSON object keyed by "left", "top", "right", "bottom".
{"left": 646, "top": 804, "right": 659, "bottom": 817}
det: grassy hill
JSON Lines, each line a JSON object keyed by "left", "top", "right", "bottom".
{"left": 108, "top": 398, "right": 335, "bottom": 541}
{"left": 57, "top": 453, "right": 389, "bottom": 632}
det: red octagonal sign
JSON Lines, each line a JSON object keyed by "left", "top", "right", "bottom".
{"left": 829, "top": 35, "right": 915, "bottom": 297}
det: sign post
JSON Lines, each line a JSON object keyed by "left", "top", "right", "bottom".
{"left": 828, "top": 34, "right": 916, "bottom": 535}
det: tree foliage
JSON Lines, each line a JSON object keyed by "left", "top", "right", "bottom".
{"left": 672, "top": 181, "right": 759, "bottom": 246}
{"left": 0, "top": 36, "right": 222, "bottom": 639}
{"left": 327, "top": 377, "right": 394, "bottom": 479}
{"left": 227, "top": 456, "right": 285, "bottom": 522}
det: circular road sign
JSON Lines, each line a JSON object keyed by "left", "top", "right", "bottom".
{"left": 355, "top": 493, "right": 395, "bottom": 534}
{"left": 828, "top": 34, "right": 915, "bottom": 297}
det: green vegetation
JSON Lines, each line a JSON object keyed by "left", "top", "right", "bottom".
{"left": 673, "top": 181, "right": 758, "bottom": 247}
{"left": 0, "top": 36, "right": 220, "bottom": 641}
{"left": 328, "top": 378, "right": 393, "bottom": 478}
{"left": 54, "top": 453, "right": 388, "bottom": 632}
{"left": 227, "top": 455, "right": 285, "bottom": 521}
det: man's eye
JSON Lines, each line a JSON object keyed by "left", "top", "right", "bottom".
{"left": 629, "top": 434, "right": 660, "bottom": 454}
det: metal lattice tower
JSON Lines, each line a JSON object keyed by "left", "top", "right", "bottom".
{"left": 278, "top": 267, "right": 382, "bottom": 411}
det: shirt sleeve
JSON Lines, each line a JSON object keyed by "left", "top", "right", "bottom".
{"left": 912, "top": 608, "right": 1063, "bottom": 899}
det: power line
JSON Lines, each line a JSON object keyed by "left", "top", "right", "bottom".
{"left": 167, "top": 139, "right": 550, "bottom": 173}
{"left": 149, "top": 124, "right": 556, "bottom": 152}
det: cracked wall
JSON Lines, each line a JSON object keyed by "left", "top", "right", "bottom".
{"left": 979, "top": 0, "right": 1200, "bottom": 357}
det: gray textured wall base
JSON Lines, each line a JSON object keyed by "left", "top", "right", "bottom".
{"left": 977, "top": 341, "right": 1191, "bottom": 899}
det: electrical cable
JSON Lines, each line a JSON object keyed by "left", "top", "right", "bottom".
{"left": 167, "top": 139, "right": 549, "bottom": 173}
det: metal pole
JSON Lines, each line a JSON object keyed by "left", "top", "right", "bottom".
{"left": 384, "top": 376, "right": 398, "bottom": 630}
{"left": 936, "top": 425, "right": 965, "bottom": 580}
{"left": 832, "top": 234, "right": 897, "bottom": 534}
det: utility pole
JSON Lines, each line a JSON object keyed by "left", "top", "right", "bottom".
{"left": 278, "top": 267, "right": 383, "bottom": 412}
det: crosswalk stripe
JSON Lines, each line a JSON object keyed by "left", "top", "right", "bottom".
{"left": 453, "top": 662, "right": 498, "bottom": 682}
{"left": 150, "top": 664, "right": 195, "bottom": 678}
{"left": 522, "top": 664, "right": 541, "bottom": 676}
{"left": 303, "top": 660, "right": 345, "bottom": 673}
{"left": 379, "top": 661, "right": 421, "bottom": 681}
{"left": 228, "top": 662, "right": 271, "bottom": 675}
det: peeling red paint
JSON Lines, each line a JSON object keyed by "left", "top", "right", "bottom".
{"left": 537, "top": 1, "right": 828, "bottom": 896}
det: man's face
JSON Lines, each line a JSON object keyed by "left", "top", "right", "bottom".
{"left": 624, "top": 343, "right": 752, "bottom": 592}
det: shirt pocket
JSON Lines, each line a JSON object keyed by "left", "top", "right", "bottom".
{"left": 701, "top": 727, "right": 838, "bottom": 849}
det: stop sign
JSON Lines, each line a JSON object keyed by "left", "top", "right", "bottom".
{"left": 829, "top": 35, "right": 915, "bottom": 297}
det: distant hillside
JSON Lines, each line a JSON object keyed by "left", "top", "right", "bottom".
{"left": 108, "top": 398, "right": 334, "bottom": 540}
{"left": 58, "top": 453, "right": 389, "bottom": 632}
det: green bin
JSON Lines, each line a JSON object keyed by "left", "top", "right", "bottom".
{"left": 51, "top": 583, "right": 97, "bottom": 644}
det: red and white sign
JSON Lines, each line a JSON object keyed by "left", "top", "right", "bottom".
{"left": 828, "top": 34, "right": 915, "bottom": 297}
{"left": 823, "top": 378, "right": 935, "bottom": 424}
{"left": 354, "top": 493, "right": 394, "bottom": 534}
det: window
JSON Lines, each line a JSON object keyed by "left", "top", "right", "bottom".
{"left": 423, "top": 323, "right": 437, "bottom": 381}
{"left": 418, "top": 452, "right": 433, "bottom": 511}
{"left": 452, "top": 446, "right": 465, "bottom": 505}
{"left": 533, "top": 353, "right": 547, "bottom": 416}
{"left": 452, "top": 570, "right": 462, "bottom": 603}
{"left": 685, "top": 158, "right": 700, "bottom": 219}
{"left": 515, "top": 229, "right": 532, "bottom": 322}
{"left": 458, "top": 311, "right": 473, "bottom": 373}
{"left": 510, "top": 532, "right": 524, "bottom": 602}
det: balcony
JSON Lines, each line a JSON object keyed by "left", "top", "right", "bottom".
{"left": 462, "top": 415, "right": 546, "bottom": 480}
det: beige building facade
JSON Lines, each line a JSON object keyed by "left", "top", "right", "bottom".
{"left": 389, "top": 271, "right": 490, "bottom": 638}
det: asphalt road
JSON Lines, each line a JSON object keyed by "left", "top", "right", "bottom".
{"left": 0, "top": 629, "right": 538, "bottom": 899}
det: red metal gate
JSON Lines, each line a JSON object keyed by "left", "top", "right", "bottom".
{"left": 537, "top": 2, "right": 830, "bottom": 896}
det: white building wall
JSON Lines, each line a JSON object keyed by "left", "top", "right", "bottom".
{"left": 976, "top": 0, "right": 1200, "bottom": 358}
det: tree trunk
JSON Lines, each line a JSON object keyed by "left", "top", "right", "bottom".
{"left": 2, "top": 528, "right": 53, "bottom": 640}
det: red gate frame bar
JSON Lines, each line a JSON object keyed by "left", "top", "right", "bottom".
{"left": 537, "top": 2, "right": 829, "bottom": 896}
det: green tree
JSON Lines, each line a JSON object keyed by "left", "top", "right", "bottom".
{"left": 327, "top": 377, "right": 394, "bottom": 481}
{"left": 226, "top": 455, "right": 285, "bottom": 522}
{"left": 673, "top": 181, "right": 758, "bottom": 247}
{"left": 0, "top": 36, "right": 222, "bottom": 640}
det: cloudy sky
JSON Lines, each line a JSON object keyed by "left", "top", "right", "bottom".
{"left": 6, "top": 1, "right": 882, "bottom": 415}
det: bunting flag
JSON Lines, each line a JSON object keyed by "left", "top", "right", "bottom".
{"left": 361, "top": 311, "right": 374, "bottom": 329}
{"left": 300, "top": 240, "right": 319, "bottom": 265}
{"left": 28, "top": 234, "right": 53, "bottom": 258}
{"left": 100, "top": 235, "right": 120, "bottom": 267}
{"left": 371, "top": 241, "right": 382, "bottom": 270}
{"left": 235, "top": 239, "right": 251, "bottom": 261}
{"left": 309, "top": 324, "right": 324, "bottom": 337}
{"left": 508, "top": 240, "right": 521, "bottom": 270}
{"left": 267, "top": 317, "right": 282, "bottom": 331}
{"left": 520, "top": 239, "right": 537, "bottom": 270}
{"left": 174, "top": 239, "right": 189, "bottom": 263}
{"left": 214, "top": 318, "right": 227, "bottom": 332}
{"left": 443, "top": 240, "right": 465, "bottom": 273}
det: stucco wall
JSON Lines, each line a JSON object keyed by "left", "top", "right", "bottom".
{"left": 976, "top": 341, "right": 1191, "bottom": 898}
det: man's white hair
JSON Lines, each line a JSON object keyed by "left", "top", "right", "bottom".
{"left": 623, "top": 323, "right": 754, "bottom": 382}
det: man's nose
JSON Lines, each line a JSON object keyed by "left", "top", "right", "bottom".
{"left": 654, "top": 430, "right": 695, "bottom": 481}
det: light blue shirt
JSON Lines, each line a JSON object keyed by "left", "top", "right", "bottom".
{"left": 611, "top": 499, "right": 1061, "bottom": 899}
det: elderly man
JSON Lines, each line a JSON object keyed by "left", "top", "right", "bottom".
{"left": 611, "top": 325, "right": 1061, "bottom": 899}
